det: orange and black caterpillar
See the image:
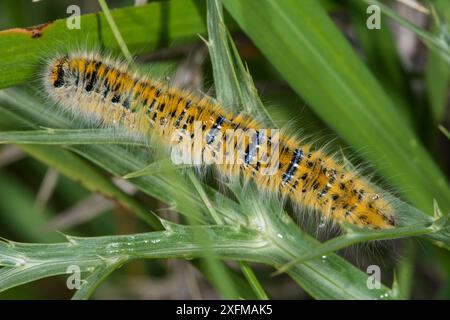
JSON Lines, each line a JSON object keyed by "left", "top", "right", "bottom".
{"left": 44, "top": 51, "right": 395, "bottom": 229}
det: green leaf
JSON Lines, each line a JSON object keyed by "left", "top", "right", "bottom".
{"left": 0, "top": 0, "right": 208, "bottom": 89}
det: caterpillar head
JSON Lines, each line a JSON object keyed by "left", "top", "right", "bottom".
{"left": 49, "top": 55, "right": 71, "bottom": 89}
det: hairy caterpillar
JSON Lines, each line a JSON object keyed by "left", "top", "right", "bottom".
{"left": 43, "top": 51, "right": 395, "bottom": 229}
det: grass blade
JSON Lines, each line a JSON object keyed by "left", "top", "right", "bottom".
{"left": 238, "top": 261, "right": 269, "bottom": 300}
{"left": 0, "top": 129, "right": 146, "bottom": 146}
{"left": 97, "top": 0, "right": 133, "bottom": 64}
{"left": 0, "top": 0, "right": 208, "bottom": 89}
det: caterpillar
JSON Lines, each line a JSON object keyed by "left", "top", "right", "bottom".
{"left": 43, "top": 51, "right": 395, "bottom": 229}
